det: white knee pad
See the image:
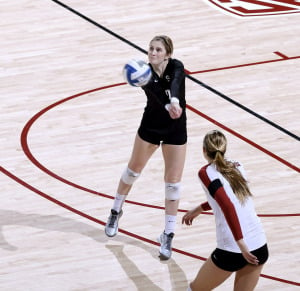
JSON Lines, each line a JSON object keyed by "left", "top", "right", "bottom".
{"left": 165, "top": 182, "right": 181, "bottom": 201}
{"left": 121, "top": 167, "right": 140, "bottom": 185}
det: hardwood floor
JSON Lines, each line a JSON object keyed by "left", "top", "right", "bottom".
{"left": 1, "top": 0, "right": 299, "bottom": 290}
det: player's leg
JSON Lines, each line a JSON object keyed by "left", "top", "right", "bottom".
{"left": 162, "top": 143, "right": 186, "bottom": 214}
{"left": 189, "top": 257, "right": 232, "bottom": 290}
{"left": 233, "top": 264, "right": 264, "bottom": 291}
{"left": 234, "top": 243, "right": 268, "bottom": 290}
{"left": 116, "top": 134, "right": 159, "bottom": 197}
{"left": 105, "top": 134, "right": 159, "bottom": 237}
{"left": 158, "top": 143, "right": 186, "bottom": 259}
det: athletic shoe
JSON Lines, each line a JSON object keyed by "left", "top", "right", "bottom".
{"left": 158, "top": 232, "right": 174, "bottom": 260}
{"left": 105, "top": 209, "right": 123, "bottom": 237}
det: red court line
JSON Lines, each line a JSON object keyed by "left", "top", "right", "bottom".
{"left": 20, "top": 86, "right": 299, "bottom": 176}
{"left": 187, "top": 52, "right": 300, "bottom": 74}
{"left": 1, "top": 166, "right": 299, "bottom": 287}
{"left": 19, "top": 85, "right": 299, "bottom": 217}
{"left": 274, "top": 51, "right": 289, "bottom": 59}
{"left": 186, "top": 104, "right": 299, "bottom": 173}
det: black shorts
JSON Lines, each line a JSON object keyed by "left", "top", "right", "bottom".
{"left": 211, "top": 244, "right": 269, "bottom": 272}
{"left": 138, "top": 126, "right": 187, "bottom": 145}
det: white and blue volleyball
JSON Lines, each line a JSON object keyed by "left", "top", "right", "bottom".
{"left": 123, "top": 59, "right": 152, "bottom": 87}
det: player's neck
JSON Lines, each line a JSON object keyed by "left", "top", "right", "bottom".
{"left": 152, "top": 61, "right": 168, "bottom": 78}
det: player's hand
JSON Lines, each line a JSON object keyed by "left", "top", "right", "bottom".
{"left": 168, "top": 103, "right": 182, "bottom": 119}
{"left": 237, "top": 239, "right": 259, "bottom": 265}
{"left": 242, "top": 251, "right": 259, "bottom": 265}
{"left": 182, "top": 206, "right": 202, "bottom": 226}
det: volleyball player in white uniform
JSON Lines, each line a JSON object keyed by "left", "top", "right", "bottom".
{"left": 182, "top": 130, "right": 268, "bottom": 291}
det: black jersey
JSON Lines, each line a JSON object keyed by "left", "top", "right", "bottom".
{"left": 138, "top": 58, "right": 187, "bottom": 145}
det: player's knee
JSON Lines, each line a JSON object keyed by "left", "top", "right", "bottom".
{"left": 165, "top": 182, "right": 181, "bottom": 201}
{"left": 121, "top": 167, "right": 140, "bottom": 185}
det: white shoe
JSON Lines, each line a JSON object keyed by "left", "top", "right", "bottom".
{"left": 158, "top": 232, "right": 174, "bottom": 260}
{"left": 105, "top": 209, "right": 123, "bottom": 237}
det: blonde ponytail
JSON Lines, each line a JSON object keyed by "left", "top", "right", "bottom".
{"left": 203, "top": 130, "right": 252, "bottom": 203}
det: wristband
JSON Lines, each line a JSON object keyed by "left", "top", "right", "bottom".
{"left": 170, "top": 97, "right": 179, "bottom": 104}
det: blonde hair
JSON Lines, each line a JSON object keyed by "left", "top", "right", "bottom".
{"left": 150, "top": 35, "right": 174, "bottom": 55}
{"left": 203, "top": 130, "right": 252, "bottom": 203}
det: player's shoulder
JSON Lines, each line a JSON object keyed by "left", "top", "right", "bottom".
{"left": 169, "top": 58, "right": 184, "bottom": 68}
{"left": 198, "top": 163, "right": 218, "bottom": 179}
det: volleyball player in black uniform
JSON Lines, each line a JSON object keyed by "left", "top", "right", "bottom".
{"left": 105, "top": 35, "right": 187, "bottom": 260}
{"left": 139, "top": 57, "right": 186, "bottom": 145}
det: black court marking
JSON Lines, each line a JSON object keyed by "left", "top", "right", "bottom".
{"left": 51, "top": 0, "right": 300, "bottom": 142}
{"left": 187, "top": 74, "right": 300, "bottom": 141}
{"left": 51, "top": 0, "right": 147, "bottom": 55}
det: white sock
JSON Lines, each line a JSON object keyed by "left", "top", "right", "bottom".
{"left": 186, "top": 285, "right": 192, "bottom": 291}
{"left": 112, "top": 193, "right": 126, "bottom": 212}
{"left": 164, "top": 214, "right": 177, "bottom": 234}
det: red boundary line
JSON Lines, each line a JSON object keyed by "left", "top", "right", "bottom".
{"left": 2, "top": 55, "right": 299, "bottom": 287}
{"left": 19, "top": 85, "right": 300, "bottom": 215}
{"left": 20, "top": 86, "right": 299, "bottom": 176}
{"left": 1, "top": 166, "right": 299, "bottom": 287}
{"left": 186, "top": 104, "right": 299, "bottom": 173}
{"left": 19, "top": 85, "right": 300, "bottom": 217}
{"left": 186, "top": 53, "right": 300, "bottom": 75}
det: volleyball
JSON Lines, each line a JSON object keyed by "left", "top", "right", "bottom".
{"left": 123, "top": 59, "right": 152, "bottom": 87}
